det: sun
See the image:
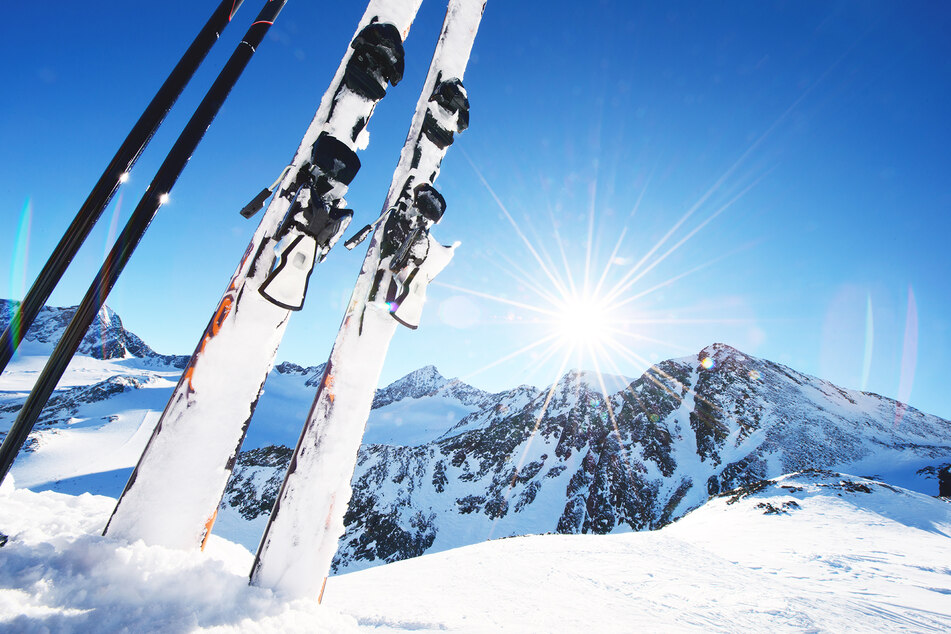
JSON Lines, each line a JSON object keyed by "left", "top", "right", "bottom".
{"left": 552, "top": 292, "right": 615, "bottom": 349}
{"left": 440, "top": 144, "right": 762, "bottom": 394}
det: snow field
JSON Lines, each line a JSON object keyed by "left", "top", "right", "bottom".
{"left": 328, "top": 472, "right": 951, "bottom": 632}
{"left": 4, "top": 471, "right": 947, "bottom": 632}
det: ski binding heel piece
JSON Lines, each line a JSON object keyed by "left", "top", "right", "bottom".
{"left": 389, "top": 238, "right": 459, "bottom": 329}
{"left": 259, "top": 234, "right": 317, "bottom": 311}
{"left": 312, "top": 132, "right": 361, "bottom": 186}
{"left": 422, "top": 78, "right": 469, "bottom": 149}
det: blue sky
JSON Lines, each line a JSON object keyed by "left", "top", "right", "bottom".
{"left": 2, "top": 1, "right": 949, "bottom": 420}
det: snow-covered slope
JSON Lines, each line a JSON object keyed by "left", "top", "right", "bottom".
{"left": 2, "top": 471, "right": 949, "bottom": 631}
{"left": 0, "top": 301, "right": 188, "bottom": 495}
{"left": 327, "top": 470, "right": 951, "bottom": 632}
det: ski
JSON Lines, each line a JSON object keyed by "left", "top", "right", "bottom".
{"left": 103, "top": 0, "right": 424, "bottom": 550}
{"left": 0, "top": 0, "right": 244, "bottom": 377}
{"left": 0, "top": 0, "right": 288, "bottom": 487}
{"left": 250, "top": 0, "right": 485, "bottom": 600}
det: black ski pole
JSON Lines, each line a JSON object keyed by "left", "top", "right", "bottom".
{"left": 0, "top": 0, "right": 244, "bottom": 377}
{"left": 0, "top": 0, "right": 289, "bottom": 485}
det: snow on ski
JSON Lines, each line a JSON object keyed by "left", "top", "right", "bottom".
{"left": 250, "top": 0, "right": 486, "bottom": 600}
{"left": 103, "top": 0, "right": 424, "bottom": 550}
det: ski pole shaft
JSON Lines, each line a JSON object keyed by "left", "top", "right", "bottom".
{"left": 0, "top": 0, "right": 244, "bottom": 377}
{"left": 0, "top": 0, "right": 288, "bottom": 485}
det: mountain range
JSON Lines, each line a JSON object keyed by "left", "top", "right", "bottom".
{"left": 2, "top": 299, "right": 949, "bottom": 575}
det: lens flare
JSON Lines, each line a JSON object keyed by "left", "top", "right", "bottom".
{"left": 453, "top": 136, "right": 769, "bottom": 543}
{"left": 8, "top": 199, "right": 33, "bottom": 353}
{"left": 895, "top": 286, "right": 918, "bottom": 427}
{"left": 860, "top": 293, "right": 874, "bottom": 391}
{"left": 700, "top": 356, "right": 715, "bottom": 370}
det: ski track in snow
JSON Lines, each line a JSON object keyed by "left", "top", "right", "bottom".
{"left": 1, "top": 472, "right": 950, "bottom": 632}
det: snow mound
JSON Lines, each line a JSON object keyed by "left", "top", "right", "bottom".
{"left": 3, "top": 471, "right": 949, "bottom": 632}
{"left": 0, "top": 485, "right": 357, "bottom": 632}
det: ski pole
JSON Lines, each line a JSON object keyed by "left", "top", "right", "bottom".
{"left": 0, "top": 0, "right": 289, "bottom": 485}
{"left": 0, "top": 0, "right": 245, "bottom": 377}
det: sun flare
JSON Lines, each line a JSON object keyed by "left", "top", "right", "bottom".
{"left": 552, "top": 293, "right": 615, "bottom": 349}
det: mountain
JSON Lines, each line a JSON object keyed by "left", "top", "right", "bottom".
{"left": 0, "top": 301, "right": 486, "bottom": 523}
{"left": 3, "top": 469, "right": 949, "bottom": 631}
{"left": 2, "top": 300, "right": 950, "bottom": 578}
{"left": 223, "top": 343, "right": 951, "bottom": 574}
{"left": 0, "top": 298, "right": 187, "bottom": 367}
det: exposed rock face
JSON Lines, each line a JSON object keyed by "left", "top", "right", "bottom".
{"left": 222, "top": 445, "right": 294, "bottom": 520}
{"left": 221, "top": 343, "right": 951, "bottom": 574}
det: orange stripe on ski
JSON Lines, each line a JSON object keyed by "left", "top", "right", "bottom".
{"left": 200, "top": 507, "right": 218, "bottom": 551}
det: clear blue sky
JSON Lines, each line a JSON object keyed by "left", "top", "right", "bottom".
{"left": 2, "top": 1, "right": 949, "bottom": 420}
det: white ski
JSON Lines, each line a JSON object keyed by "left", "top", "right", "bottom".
{"left": 103, "top": 0, "right": 424, "bottom": 550}
{"left": 250, "top": 0, "right": 486, "bottom": 600}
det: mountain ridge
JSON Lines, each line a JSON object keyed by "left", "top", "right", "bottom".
{"left": 0, "top": 298, "right": 188, "bottom": 368}
{"left": 225, "top": 341, "right": 951, "bottom": 574}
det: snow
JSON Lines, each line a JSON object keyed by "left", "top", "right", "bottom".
{"left": 0, "top": 352, "right": 179, "bottom": 495}
{"left": 2, "top": 472, "right": 949, "bottom": 631}
{"left": 0, "top": 482, "right": 355, "bottom": 632}
{"left": 363, "top": 394, "right": 476, "bottom": 445}
{"left": 566, "top": 369, "right": 632, "bottom": 397}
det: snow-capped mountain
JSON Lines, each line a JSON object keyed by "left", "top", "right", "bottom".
{"left": 2, "top": 301, "right": 950, "bottom": 578}
{"left": 224, "top": 344, "right": 951, "bottom": 574}
{"left": 0, "top": 298, "right": 187, "bottom": 367}
{"left": 372, "top": 365, "right": 450, "bottom": 408}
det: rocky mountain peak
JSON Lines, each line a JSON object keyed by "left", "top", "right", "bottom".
{"left": 371, "top": 365, "right": 450, "bottom": 409}
{"left": 696, "top": 342, "right": 752, "bottom": 369}
{"left": 0, "top": 298, "right": 186, "bottom": 367}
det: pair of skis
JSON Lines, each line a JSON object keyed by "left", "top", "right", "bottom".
{"left": 251, "top": 0, "right": 485, "bottom": 599}
{"left": 106, "top": 0, "right": 486, "bottom": 600}
{"left": 0, "top": 0, "right": 288, "bottom": 485}
{"left": 103, "top": 0, "right": 424, "bottom": 550}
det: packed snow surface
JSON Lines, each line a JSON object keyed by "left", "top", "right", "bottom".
{"left": 2, "top": 471, "right": 949, "bottom": 632}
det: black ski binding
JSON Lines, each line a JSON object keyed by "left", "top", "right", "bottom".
{"left": 312, "top": 132, "right": 361, "bottom": 186}
{"left": 240, "top": 187, "right": 273, "bottom": 218}
{"left": 344, "top": 22, "right": 405, "bottom": 101}
{"left": 280, "top": 132, "right": 360, "bottom": 201}
{"left": 422, "top": 78, "right": 469, "bottom": 149}
{"left": 345, "top": 223, "right": 373, "bottom": 250}
{"left": 413, "top": 183, "right": 446, "bottom": 223}
{"left": 430, "top": 78, "right": 469, "bottom": 132}
{"left": 388, "top": 183, "right": 446, "bottom": 272}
